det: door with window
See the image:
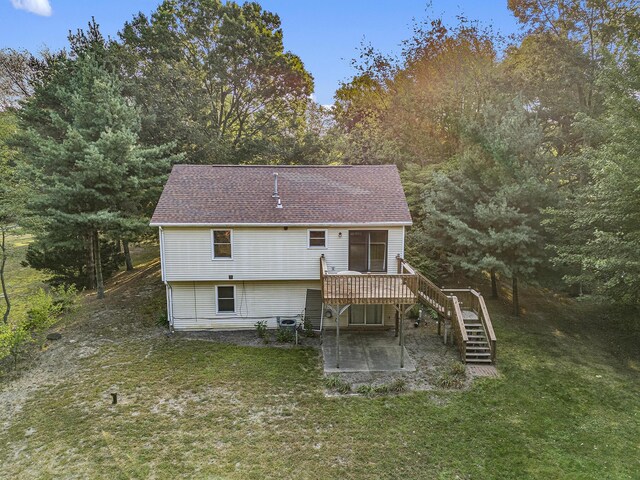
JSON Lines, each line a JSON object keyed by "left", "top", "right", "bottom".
{"left": 349, "top": 304, "right": 383, "bottom": 325}
{"left": 348, "top": 230, "right": 388, "bottom": 273}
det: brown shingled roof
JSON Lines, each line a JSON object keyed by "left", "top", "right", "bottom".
{"left": 150, "top": 165, "right": 412, "bottom": 226}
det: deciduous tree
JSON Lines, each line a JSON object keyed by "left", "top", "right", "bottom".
{"left": 117, "top": 0, "right": 313, "bottom": 164}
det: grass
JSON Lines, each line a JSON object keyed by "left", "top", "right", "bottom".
{"left": 0, "top": 239, "right": 639, "bottom": 479}
{"left": 1, "top": 235, "right": 49, "bottom": 321}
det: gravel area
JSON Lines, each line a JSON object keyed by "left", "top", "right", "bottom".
{"left": 172, "top": 329, "right": 322, "bottom": 349}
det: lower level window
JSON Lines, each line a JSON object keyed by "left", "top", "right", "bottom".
{"left": 217, "top": 286, "right": 235, "bottom": 313}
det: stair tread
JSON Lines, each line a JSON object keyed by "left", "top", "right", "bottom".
{"left": 461, "top": 310, "right": 479, "bottom": 321}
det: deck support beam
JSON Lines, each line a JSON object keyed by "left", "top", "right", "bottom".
{"left": 336, "top": 305, "right": 340, "bottom": 369}
{"left": 394, "top": 303, "right": 414, "bottom": 368}
{"left": 328, "top": 304, "right": 350, "bottom": 369}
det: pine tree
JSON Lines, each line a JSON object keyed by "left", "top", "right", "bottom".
{"left": 18, "top": 54, "right": 177, "bottom": 296}
{"left": 550, "top": 54, "right": 640, "bottom": 306}
{"left": 412, "top": 101, "right": 554, "bottom": 315}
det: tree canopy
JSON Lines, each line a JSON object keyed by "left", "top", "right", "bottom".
{"left": 117, "top": 0, "right": 314, "bottom": 164}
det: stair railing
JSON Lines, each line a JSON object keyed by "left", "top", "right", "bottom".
{"left": 449, "top": 295, "right": 468, "bottom": 361}
{"left": 444, "top": 288, "right": 497, "bottom": 363}
{"left": 473, "top": 290, "right": 497, "bottom": 363}
{"left": 398, "top": 259, "right": 448, "bottom": 316}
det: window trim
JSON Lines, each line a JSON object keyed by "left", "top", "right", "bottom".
{"left": 215, "top": 285, "right": 236, "bottom": 314}
{"left": 211, "top": 229, "right": 233, "bottom": 260}
{"left": 307, "top": 229, "right": 328, "bottom": 249}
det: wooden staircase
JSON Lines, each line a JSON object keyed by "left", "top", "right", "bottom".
{"left": 398, "top": 258, "right": 497, "bottom": 365}
{"left": 461, "top": 310, "right": 492, "bottom": 364}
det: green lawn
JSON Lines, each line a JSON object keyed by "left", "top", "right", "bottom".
{"left": 1, "top": 235, "right": 49, "bottom": 321}
{"left": 0, "top": 239, "right": 638, "bottom": 479}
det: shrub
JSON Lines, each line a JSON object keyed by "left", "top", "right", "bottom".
{"left": 0, "top": 321, "right": 32, "bottom": 368}
{"left": 434, "top": 361, "right": 467, "bottom": 389}
{"left": 301, "top": 318, "right": 315, "bottom": 337}
{"left": 388, "top": 378, "right": 407, "bottom": 393}
{"left": 25, "top": 289, "right": 62, "bottom": 333}
{"left": 435, "top": 372, "right": 462, "bottom": 389}
{"left": 324, "top": 375, "right": 351, "bottom": 394}
{"left": 275, "top": 327, "right": 295, "bottom": 343}
{"left": 356, "top": 384, "right": 376, "bottom": 397}
{"left": 255, "top": 320, "right": 268, "bottom": 339}
{"left": 50, "top": 284, "right": 79, "bottom": 313}
{"left": 356, "top": 379, "right": 407, "bottom": 397}
{"left": 156, "top": 307, "right": 169, "bottom": 328}
{"left": 450, "top": 361, "right": 466, "bottom": 377}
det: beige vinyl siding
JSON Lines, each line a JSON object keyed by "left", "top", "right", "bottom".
{"left": 170, "top": 280, "right": 319, "bottom": 331}
{"left": 162, "top": 226, "right": 405, "bottom": 282}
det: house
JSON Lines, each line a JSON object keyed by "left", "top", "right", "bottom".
{"left": 150, "top": 164, "right": 496, "bottom": 366}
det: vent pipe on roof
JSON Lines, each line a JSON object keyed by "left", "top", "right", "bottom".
{"left": 272, "top": 173, "right": 279, "bottom": 198}
{"left": 276, "top": 197, "right": 283, "bottom": 209}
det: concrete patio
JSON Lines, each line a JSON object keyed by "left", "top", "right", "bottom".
{"left": 321, "top": 330, "right": 416, "bottom": 373}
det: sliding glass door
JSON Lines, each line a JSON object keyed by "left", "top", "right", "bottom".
{"left": 349, "top": 305, "right": 383, "bottom": 325}
{"left": 348, "top": 230, "right": 388, "bottom": 273}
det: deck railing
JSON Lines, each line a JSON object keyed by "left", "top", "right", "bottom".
{"left": 449, "top": 295, "right": 468, "bottom": 360}
{"left": 320, "top": 256, "right": 417, "bottom": 305}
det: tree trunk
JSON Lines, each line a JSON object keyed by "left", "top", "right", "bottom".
{"left": 87, "top": 232, "right": 96, "bottom": 290}
{"left": 512, "top": 276, "right": 519, "bottom": 317}
{"left": 491, "top": 268, "right": 498, "bottom": 299}
{"left": 1, "top": 230, "right": 10, "bottom": 324}
{"left": 123, "top": 240, "right": 133, "bottom": 271}
{"left": 94, "top": 231, "right": 105, "bottom": 299}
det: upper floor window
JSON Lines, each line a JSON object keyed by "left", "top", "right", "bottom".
{"left": 349, "top": 230, "right": 388, "bottom": 273}
{"left": 308, "top": 230, "right": 327, "bottom": 248}
{"left": 212, "top": 230, "right": 232, "bottom": 259}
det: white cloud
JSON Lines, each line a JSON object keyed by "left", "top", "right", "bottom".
{"left": 10, "top": 0, "right": 52, "bottom": 16}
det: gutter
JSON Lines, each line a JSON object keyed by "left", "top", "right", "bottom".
{"left": 150, "top": 221, "right": 413, "bottom": 228}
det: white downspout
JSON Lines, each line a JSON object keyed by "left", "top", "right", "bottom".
{"left": 159, "top": 226, "right": 166, "bottom": 283}
{"left": 159, "top": 226, "right": 174, "bottom": 331}
{"left": 165, "top": 284, "right": 174, "bottom": 331}
{"left": 401, "top": 226, "right": 405, "bottom": 273}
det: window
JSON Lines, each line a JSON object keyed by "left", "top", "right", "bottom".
{"left": 348, "top": 230, "right": 388, "bottom": 272}
{"left": 308, "top": 230, "right": 327, "bottom": 248}
{"left": 217, "top": 286, "right": 235, "bottom": 313}
{"left": 212, "top": 230, "right": 232, "bottom": 259}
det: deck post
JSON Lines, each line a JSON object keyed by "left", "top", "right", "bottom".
{"left": 394, "top": 310, "right": 399, "bottom": 338}
{"left": 335, "top": 304, "right": 340, "bottom": 369}
{"left": 400, "top": 304, "right": 405, "bottom": 368}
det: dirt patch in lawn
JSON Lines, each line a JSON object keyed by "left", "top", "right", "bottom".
{"left": 0, "top": 255, "right": 167, "bottom": 434}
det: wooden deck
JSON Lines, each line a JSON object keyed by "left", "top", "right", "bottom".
{"left": 319, "top": 255, "right": 498, "bottom": 366}
{"left": 322, "top": 273, "right": 417, "bottom": 305}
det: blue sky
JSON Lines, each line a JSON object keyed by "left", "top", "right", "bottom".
{"left": 0, "top": 0, "right": 521, "bottom": 104}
